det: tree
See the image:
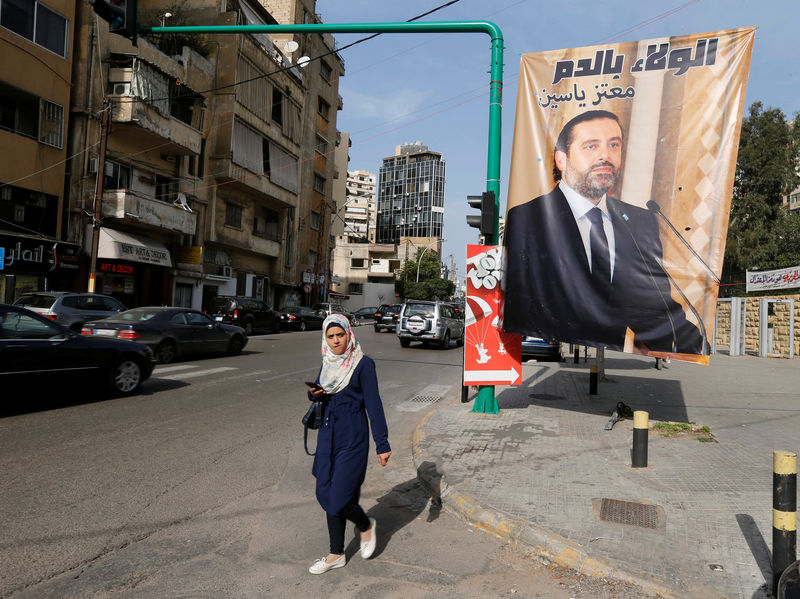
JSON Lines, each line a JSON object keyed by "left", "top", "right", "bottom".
{"left": 722, "top": 102, "right": 800, "bottom": 293}
{"left": 395, "top": 249, "right": 454, "bottom": 300}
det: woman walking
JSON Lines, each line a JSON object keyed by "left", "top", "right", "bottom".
{"left": 307, "top": 314, "right": 391, "bottom": 574}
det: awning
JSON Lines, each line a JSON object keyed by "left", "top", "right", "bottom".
{"left": 98, "top": 228, "right": 172, "bottom": 267}
{"left": 328, "top": 289, "right": 349, "bottom": 299}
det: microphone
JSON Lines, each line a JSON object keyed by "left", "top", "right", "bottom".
{"left": 646, "top": 201, "right": 720, "bottom": 284}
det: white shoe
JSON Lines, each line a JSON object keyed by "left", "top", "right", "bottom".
{"left": 360, "top": 518, "right": 377, "bottom": 559}
{"left": 308, "top": 554, "right": 345, "bottom": 574}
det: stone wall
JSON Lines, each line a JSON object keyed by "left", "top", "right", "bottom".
{"left": 714, "top": 295, "right": 800, "bottom": 357}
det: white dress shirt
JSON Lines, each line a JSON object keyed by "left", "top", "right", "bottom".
{"left": 559, "top": 180, "right": 616, "bottom": 281}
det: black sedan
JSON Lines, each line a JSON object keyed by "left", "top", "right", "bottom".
{"left": 0, "top": 303, "right": 155, "bottom": 396}
{"left": 278, "top": 306, "right": 325, "bottom": 331}
{"left": 80, "top": 307, "right": 248, "bottom": 364}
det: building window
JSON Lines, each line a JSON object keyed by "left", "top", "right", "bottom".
{"left": 315, "top": 134, "right": 328, "bottom": 155}
{"left": 271, "top": 87, "right": 283, "bottom": 125}
{"left": 225, "top": 202, "right": 243, "bottom": 228}
{"left": 174, "top": 283, "right": 192, "bottom": 308}
{"left": 348, "top": 283, "right": 363, "bottom": 295}
{"left": 103, "top": 160, "right": 130, "bottom": 190}
{"left": 310, "top": 210, "right": 321, "bottom": 230}
{"left": 351, "top": 258, "right": 365, "bottom": 269}
{"left": 0, "top": 83, "right": 63, "bottom": 146}
{"left": 313, "top": 174, "right": 325, "bottom": 194}
{"left": 38, "top": 100, "right": 63, "bottom": 148}
{"left": 308, "top": 249, "right": 317, "bottom": 268}
{"left": 155, "top": 175, "right": 179, "bottom": 203}
{"left": 319, "top": 60, "right": 331, "bottom": 82}
{"left": 317, "top": 96, "right": 330, "bottom": 119}
{"left": 1, "top": 0, "right": 68, "bottom": 58}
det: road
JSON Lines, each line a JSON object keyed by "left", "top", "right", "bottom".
{"left": 1, "top": 326, "right": 645, "bottom": 598}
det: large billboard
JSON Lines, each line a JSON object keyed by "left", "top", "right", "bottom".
{"left": 503, "top": 28, "right": 755, "bottom": 364}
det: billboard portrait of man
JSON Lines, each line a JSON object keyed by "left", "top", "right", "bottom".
{"left": 502, "top": 28, "right": 755, "bottom": 363}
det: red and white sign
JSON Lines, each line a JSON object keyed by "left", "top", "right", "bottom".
{"left": 463, "top": 245, "right": 522, "bottom": 386}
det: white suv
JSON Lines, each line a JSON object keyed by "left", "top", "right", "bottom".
{"left": 397, "top": 300, "right": 465, "bottom": 349}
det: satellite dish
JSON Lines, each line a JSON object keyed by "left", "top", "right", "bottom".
{"left": 297, "top": 56, "right": 311, "bottom": 68}
{"left": 283, "top": 40, "right": 299, "bottom": 54}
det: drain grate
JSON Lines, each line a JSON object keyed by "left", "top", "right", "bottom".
{"left": 411, "top": 394, "right": 442, "bottom": 403}
{"left": 593, "top": 498, "right": 665, "bottom": 530}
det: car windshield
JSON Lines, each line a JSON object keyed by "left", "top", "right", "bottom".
{"left": 404, "top": 303, "right": 434, "bottom": 318}
{"left": 117, "top": 308, "right": 163, "bottom": 321}
{"left": 13, "top": 294, "right": 56, "bottom": 308}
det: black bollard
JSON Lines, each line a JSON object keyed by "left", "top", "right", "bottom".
{"left": 773, "top": 450, "right": 797, "bottom": 597}
{"left": 632, "top": 411, "right": 648, "bottom": 468}
{"left": 574, "top": 347, "right": 579, "bottom": 364}
{"left": 589, "top": 364, "right": 598, "bottom": 395}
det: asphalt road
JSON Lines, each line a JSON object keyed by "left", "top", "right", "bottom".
{"left": 1, "top": 325, "right": 645, "bottom": 598}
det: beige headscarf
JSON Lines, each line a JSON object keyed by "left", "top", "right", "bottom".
{"left": 319, "top": 314, "right": 364, "bottom": 394}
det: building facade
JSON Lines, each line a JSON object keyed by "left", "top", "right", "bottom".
{"left": 1, "top": 0, "right": 79, "bottom": 302}
{"left": 375, "top": 142, "right": 445, "bottom": 245}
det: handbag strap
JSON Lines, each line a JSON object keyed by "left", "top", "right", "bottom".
{"left": 304, "top": 400, "right": 323, "bottom": 456}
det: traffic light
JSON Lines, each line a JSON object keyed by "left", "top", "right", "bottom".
{"left": 466, "top": 190, "right": 497, "bottom": 238}
{"left": 93, "top": 0, "right": 138, "bottom": 42}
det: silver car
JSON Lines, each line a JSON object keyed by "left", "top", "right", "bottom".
{"left": 13, "top": 292, "right": 127, "bottom": 332}
{"left": 397, "top": 300, "right": 465, "bottom": 349}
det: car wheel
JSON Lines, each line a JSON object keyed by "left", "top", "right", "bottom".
{"left": 109, "top": 357, "right": 142, "bottom": 395}
{"left": 400, "top": 338, "right": 411, "bottom": 348}
{"left": 299, "top": 320, "right": 307, "bottom": 332}
{"left": 243, "top": 320, "right": 254, "bottom": 336}
{"left": 155, "top": 339, "right": 177, "bottom": 364}
{"left": 228, "top": 334, "right": 245, "bottom": 356}
{"left": 456, "top": 333, "right": 464, "bottom": 347}
{"left": 439, "top": 330, "right": 451, "bottom": 349}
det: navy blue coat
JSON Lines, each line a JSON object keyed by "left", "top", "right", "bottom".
{"left": 311, "top": 356, "right": 391, "bottom": 515}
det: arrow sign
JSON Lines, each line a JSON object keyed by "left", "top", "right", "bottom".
{"left": 464, "top": 367, "right": 520, "bottom": 385}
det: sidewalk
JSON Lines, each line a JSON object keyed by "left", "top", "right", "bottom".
{"left": 412, "top": 350, "right": 800, "bottom": 599}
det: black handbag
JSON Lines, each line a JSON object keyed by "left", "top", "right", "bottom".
{"left": 302, "top": 399, "right": 324, "bottom": 456}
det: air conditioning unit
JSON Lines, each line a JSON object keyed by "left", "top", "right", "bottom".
{"left": 221, "top": 265, "right": 233, "bottom": 277}
{"left": 111, "top": 82, "right": 131, "bottom": 97}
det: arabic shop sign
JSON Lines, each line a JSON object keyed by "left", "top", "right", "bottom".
{"left": 746, "top": 266, "right": 800, "bottom": 293}
{"left": 0, "top": 234, "right": 80, "bottom": 272}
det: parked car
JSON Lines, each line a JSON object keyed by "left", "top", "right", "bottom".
{"left": 278, "top": 306, "right": 326, "bottom": 331}
{"left": 521, "top": 336, "right": 562, "bottom": 362}
{"left": 312, "top": 302, "right": 354, "bottom": 324}
{"left": 0, "top": 303, "right": 155, "bottom": 396}
{"left": 12, "top": 291, "right": 127, "bottom": 332}
{"left": 80, "top": 307, "right": 248, "bottom": 364}
{"left": 352, "top": 306, "right": 379, "bottom": 324}
{"left": 397, "top": 300, "right": 465, "bottom": 349}
{"left": 207, "top": 296, "right": 280, "bottom": 335}
{"left": 374, "top": 304, "right": 402, "bottom": 333}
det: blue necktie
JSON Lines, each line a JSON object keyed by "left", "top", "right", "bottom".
{"left": 587, "top": 207, "right": 611, "bottom": 293}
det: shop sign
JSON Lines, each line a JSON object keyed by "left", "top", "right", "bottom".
{"left": 176, "top": 246, "right": 203, "bottom": 265}
{"left": 302, "top": 271, "right": 315, "bottom": 284}
{"left": 99, "top": 261, "right": 136, "bottom": 275}
{"left": 0, "top": 235, "right": 80, "bottom": 273}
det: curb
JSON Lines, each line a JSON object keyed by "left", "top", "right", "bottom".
{"left": 410, "top": 399, "right": 715, "bottom": 599}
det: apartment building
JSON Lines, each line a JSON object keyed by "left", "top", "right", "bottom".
{"left": 375, "top": 142, "right": 446, "bottom": 245}
{"left": 344, "top": 168, "right": 376, "bottom": 243}
{"left": 0, "top": 0, "right": 80, "bottom": 302}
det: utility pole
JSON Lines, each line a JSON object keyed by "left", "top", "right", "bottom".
{"left": 87, "top": 98, "right": 111, "bottom": 293}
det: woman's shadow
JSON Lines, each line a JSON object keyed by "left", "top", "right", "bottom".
{"left": 345, "top": 461, "right": 442, "bottom": 558}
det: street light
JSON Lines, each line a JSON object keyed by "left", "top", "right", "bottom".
{"left": 416, "top": 239, "right": 445, "bottom": 283}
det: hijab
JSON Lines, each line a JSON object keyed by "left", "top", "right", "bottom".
{"left": 319, "top": 314, "right": 364, "bottom": 394}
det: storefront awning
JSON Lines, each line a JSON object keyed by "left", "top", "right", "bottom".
{"left": 98, "top": 228, "right": 172, "bottom": 267}
{"left": 328, "top": 289, "right": 349, "bottom": 299}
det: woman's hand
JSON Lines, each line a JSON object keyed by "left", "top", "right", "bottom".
{"left": 309, "top": 386, "right": 326, "bottom": 399}
{"left": 376, "top": 451, "right": 391, "bottom": 467}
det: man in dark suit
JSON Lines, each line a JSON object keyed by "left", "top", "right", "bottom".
{"left": 503, "top": 110, "right": 707, "bottom": 354}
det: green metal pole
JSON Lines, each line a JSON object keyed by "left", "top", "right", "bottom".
{"left": 143, "top": 21, "right": 503, "bottom": 414}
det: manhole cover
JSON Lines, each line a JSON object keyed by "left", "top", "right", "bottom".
{"left": 411, "top": 395, "right": 442, "bottom": 403}
{"left": 593, "top": 498, "right": 666, "bottom": 530}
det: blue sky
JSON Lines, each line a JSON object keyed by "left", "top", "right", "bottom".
{"left": 315, "top": 0, "right": 799, "bottom": 284}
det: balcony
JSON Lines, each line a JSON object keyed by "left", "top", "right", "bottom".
{"left": 101, "top": 189, "right": 197, "bottom": 235}
{"left": 111, "top": 97, "right": 202, "bottom": 156}
{"left": 208, "top": 157, "right": 299, "bottom": 209}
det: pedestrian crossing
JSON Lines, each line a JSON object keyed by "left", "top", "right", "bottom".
{"left": 152, "top": 365, "right": 238, "bottom": 380}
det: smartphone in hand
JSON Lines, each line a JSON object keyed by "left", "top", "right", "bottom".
{"left": 305, "top": 381, "right": 322, "bottom": 390}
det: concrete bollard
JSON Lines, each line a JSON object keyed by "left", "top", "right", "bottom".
{"left": 773, "top": 450, "right": 797, "bottom": 596}
{"left": 632, "top": 411, "right": 648, "bottom": 468}
{"left": 589, "top": 364, "right": 598, "bottom": 395}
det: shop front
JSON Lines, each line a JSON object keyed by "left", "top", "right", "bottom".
{"left": 94, "top": 228, "right": 173, "bottom": 308}
{"left": 0, "top": 233, "right": 80, "bottom": 303}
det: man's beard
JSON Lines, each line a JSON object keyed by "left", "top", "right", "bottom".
{"left": 566, "top": 161, "right": 618, "bottom": 200}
